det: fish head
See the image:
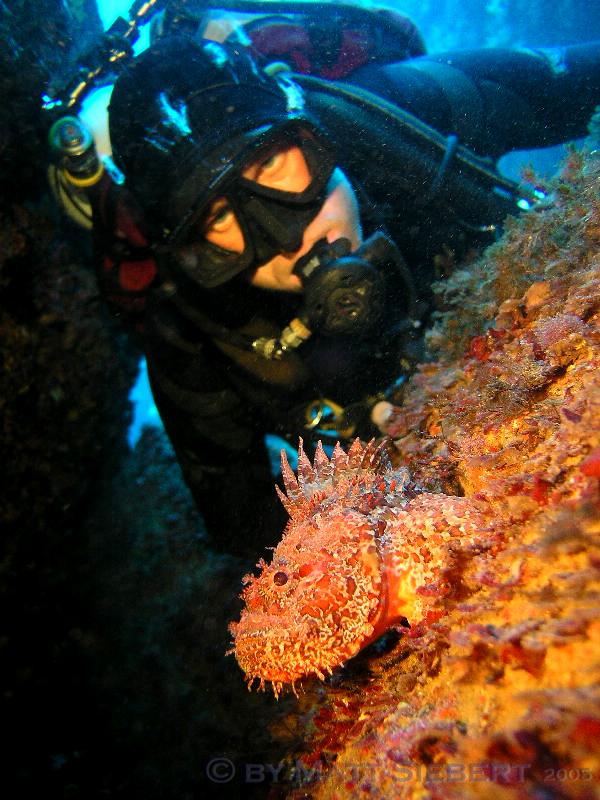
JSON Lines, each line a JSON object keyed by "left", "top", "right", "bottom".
{"left": 229, "top": 508, "right": 385, "bottom": 696}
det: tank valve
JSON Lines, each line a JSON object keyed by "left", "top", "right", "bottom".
{"left": 49, "top": 116, "right": 104, "bottom": 186}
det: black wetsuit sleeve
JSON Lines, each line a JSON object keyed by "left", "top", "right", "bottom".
{"left": 349, "top": 41, "right": 600, "bottom": 157}
{"left": 143, "top": 301, "right": 287, "bottom": 553}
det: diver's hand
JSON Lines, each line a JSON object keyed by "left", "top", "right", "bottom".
{"left": 370, "top": 400, "right": 397, "bottom": 435}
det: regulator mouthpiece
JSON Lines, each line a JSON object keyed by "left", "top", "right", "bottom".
{"left": 251, "top": 232, "right": 412, "bottom": 359}
{"left": 295, "top": 232, "right": 399, "bottom": 336}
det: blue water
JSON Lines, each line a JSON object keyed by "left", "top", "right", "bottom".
{"left": 97, "top": 0, "right": 600, "bottom": 49}
{"left": 98, "top": 0, "right": 138, "bottom": 31}
{"left": 126, "top": 358, "right": 162, "bottom": 448}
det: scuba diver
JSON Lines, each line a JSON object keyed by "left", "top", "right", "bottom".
{"left": 46, "top": 1, "right": 600, "bottom": 551}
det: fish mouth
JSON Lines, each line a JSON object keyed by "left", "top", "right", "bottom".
{"left": 231, "top": 609, "right": 370, "bottom": 687}
{"left": 231, "top": 613, "right": 326, "bottom": 684}
{"left": 230, "top": 610, "right": 299, "bottom": 639}
{"left": 233, "top": 630, "right": 302, "bottom": 684}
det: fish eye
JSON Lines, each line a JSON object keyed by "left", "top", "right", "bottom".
{"left": 273, "top": 571, "right": 289, "bottom": 586}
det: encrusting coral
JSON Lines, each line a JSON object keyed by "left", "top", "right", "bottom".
{"left": 240, "top": 148, "right": 600, "bottom": 799}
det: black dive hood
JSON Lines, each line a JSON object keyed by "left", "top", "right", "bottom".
{"left": 108, "top": 35, "right": 327, "bottom": 238}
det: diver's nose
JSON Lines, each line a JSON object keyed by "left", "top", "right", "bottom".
{"left": 243, "top": 194, "right": 309, "bottom": 255}
{"left": 278, "top": 231, "right": 304, "bottom": 253}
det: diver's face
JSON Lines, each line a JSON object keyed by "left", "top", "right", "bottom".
{"left": 202, "top": 144, "right": 362, "bottom": 292}
{"left": 249, "top": 168, "right": 362, "bottom": 292}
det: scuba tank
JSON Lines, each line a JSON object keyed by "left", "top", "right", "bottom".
{"left": 47, "top": 112, "right": 156, "bottom": 325}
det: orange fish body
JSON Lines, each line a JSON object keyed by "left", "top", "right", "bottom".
{"left": 229, "top": 439, "right": 494, "bottom": 697}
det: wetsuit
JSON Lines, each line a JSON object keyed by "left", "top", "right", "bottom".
{"left": 99, "top": 38, "right": 600, "bottom": 551}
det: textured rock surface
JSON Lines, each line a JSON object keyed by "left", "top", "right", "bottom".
{"left": 1, "top": 7, "right": 139, "bottom": 794}
{"left": 273, "top": 151, "right": 600, "bottom": 799}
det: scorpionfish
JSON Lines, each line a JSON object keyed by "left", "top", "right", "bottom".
{"left": 229, "top": 438, "right": 495, "bottom": 697}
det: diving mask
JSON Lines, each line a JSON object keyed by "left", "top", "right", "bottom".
{"left": 165, "top": 122, "right": 336, "bottom": 288}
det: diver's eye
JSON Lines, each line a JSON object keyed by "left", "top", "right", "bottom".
{"left": 205, "top": 200, "right": 235, "bottom": 233}
{"left": 258, "top": 151, "right": 284, "bottom": 175}
{"left": 243, "top": 145, "right": 311, "bottom": 192}
{"left": 273, "top": 571, "right": 289, "bottom": 587}
{"left": 202, "top": 197, "right": 244, "bottom": 253}
{"left": 244, "top": 149, "right": 284, "bottom": 183}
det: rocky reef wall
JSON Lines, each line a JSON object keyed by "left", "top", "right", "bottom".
{"left": 272, "top": 148, "right": 600, "bottom": 800}
{"left": 1, "top": 2, "right": 139, "bottom": 793}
